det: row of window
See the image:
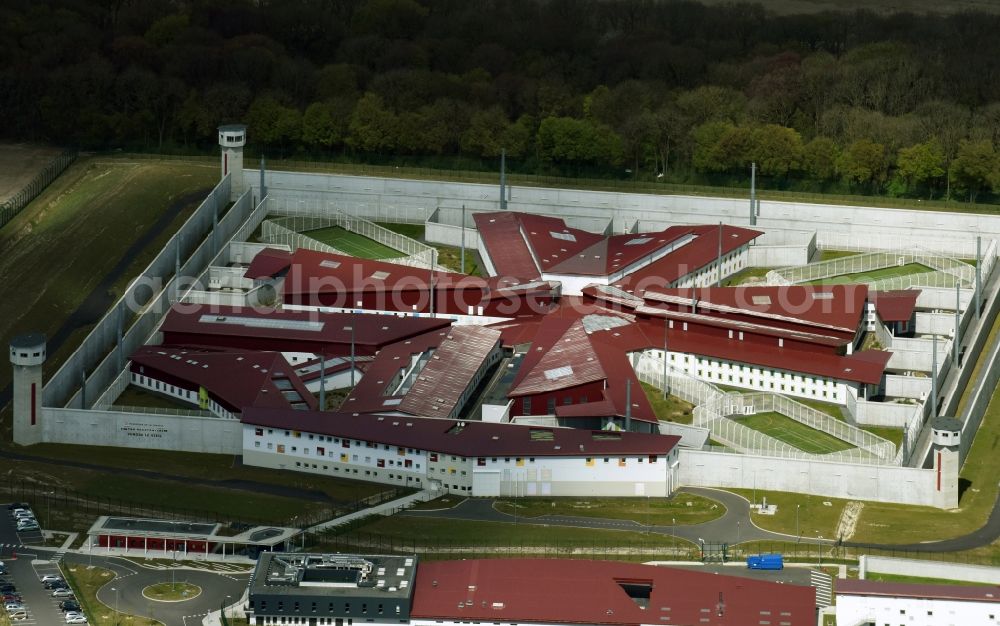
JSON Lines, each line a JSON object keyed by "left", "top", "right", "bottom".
{"left": 253, "top": 599, "right": 400, "bottom": 616}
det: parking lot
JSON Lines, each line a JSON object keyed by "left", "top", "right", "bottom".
{"left": 0, "top": 504, "right": 77, "bottom": 624}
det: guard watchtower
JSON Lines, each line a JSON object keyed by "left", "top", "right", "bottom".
{"left": 10, "top": 333, "right": 46, "bottom": 446}
{"left": 930, "top": 416, "right": 961, "bottom": 509}
{"left": 218, "top": 124, "right": 247, "bottom": 202}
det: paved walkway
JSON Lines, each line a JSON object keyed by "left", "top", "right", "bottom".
{"left": 309, "top": 490, "right": 432, "bottom": 532}
{"left": 401, "top": 487, "right": 799, "bottom": 545}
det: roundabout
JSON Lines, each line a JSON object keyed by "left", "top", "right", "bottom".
{"left": 142, "top": 582, "right": 202, "bottom": 602}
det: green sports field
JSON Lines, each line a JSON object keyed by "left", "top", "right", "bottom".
{"left": 304, "top": 226, "right": 405, "bottom": 259}
{"left": 805, "top": 262, "right": 937, "bottom": 286}
{"left": 735, "top": 411, "right": 855, "bottom": 454}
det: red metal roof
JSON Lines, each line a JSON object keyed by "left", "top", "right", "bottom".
{"left": 341, "top": 329, "right": 448, "bottom": 414}
{"left": 837, "top": 579, "right": 1000, "bottom": 603}
{"left": 473, "top": 212, "right": 541, "bottom": 279}
{"left": 642, "top": 284, "right": 867, "bottom": 338}
{"left": 870, "top": 290, "right": 920, "bottom": 322}
{"left": 282, "top": 249, "right": 475, "bottom": 298}
{"left": 397, "top": 325, "right": 502, "bottom": 419}
{"left": 474, "top": 212, "right": 762, "bottom": 283}
{"left": 613, "top": 224, "right": 762, "bottom": 289}
{"left": 241, "top": 408, "right": 680, "bottom": 457}
{"left": 410, "top": 559, "right": 816, "bottom": 626}
{"left": 159, "top": 304, "right": 451, "bottom": 353}
{"left": 509, "top": 319, "right": 607, "bottom": 396}
{"left": 244, "top": 248, "right": 292, "bottom": 279}
{"left": 130, "top": 346, "right": 316, "bottom": 413}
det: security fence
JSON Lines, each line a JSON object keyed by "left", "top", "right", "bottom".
{"left": 261, "top": 209, "right": 446, "bottom": 270}
{"left": 634, "top": 351, "right": 725, "bottom": 407}
{"left": 766, "top": 248, "right": 976, "bottom": 287}
{"left": 692, "top": 392, "right": 894, "bottom": 465}
{"left": 0, "top": 150, "right": 76, "bottom": 229}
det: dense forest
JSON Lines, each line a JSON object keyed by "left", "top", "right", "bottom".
{"left": 6, "top": 0, "right": 1000, "bottom": 200}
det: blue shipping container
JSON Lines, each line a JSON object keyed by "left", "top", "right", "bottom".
{"left": 746, "top": 553, "right": 784, "bottom": 570}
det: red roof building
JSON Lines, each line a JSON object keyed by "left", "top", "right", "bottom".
{"left": 279, "top": 249, "right": 558, "bottom": 318}
{"left": 130, "top": 346, "right": 316, "bottom": 416}
{"left": 411, "top": 559, "right": 816, "bottom": 626}
{"left": 158, "top": 303, "right": 452, "bottom": 357}
{"left": 474, "top": 212, "right": 762, "bottom": 294}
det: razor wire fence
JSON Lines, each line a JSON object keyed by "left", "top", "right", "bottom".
{"left": 0, "top": 150, "right": 76, "bottom": 229}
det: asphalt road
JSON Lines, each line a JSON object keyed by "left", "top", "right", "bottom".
{"left": 402, "top": 487, "right": 799, "bottom": 545}
{"left": 61, "top": 553, "right": 250, "bottom": 626}
{"left": 0, "top": 506, "right": 70, "bottom": 626}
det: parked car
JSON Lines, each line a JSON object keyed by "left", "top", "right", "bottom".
{"left": 0, "top": 585, "right": 17, "bottom": 593}
{"left": 7, "top": 503, "right": 29, "bottom": 511}
{"left": 59, "top": 601, "right": 80, "bottom": 612}
{"left": 51, "top": 588, "right": 74, "bottom": 598}
{"left": 4, "top": 602, "right": 24, "bottom": 611}
{"left": 40, "top": 575, "right": 62, "bottom": 583}
{"left": 45, "top": 580, "right": 67, "bottom": 588}
{"left": 7, "top": 609, "right": 26, "bottom": 620}
{"left": 65, "top": 617, "right": 87, "bottom": 624}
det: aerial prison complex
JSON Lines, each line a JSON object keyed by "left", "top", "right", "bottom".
{"left": 10, "top": 125, "right": 997, "bottom": 510}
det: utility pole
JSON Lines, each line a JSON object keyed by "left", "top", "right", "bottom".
{"left": 500, "top": 150, "right": 507, "bottom": 211}
{"left": 954, "top": 283, "right": 961, "bottom": 368}
{"left": 460, "top": 204, "right": 466, "bottom": 274}
{"left": 319, "top": 356, "right": 326, "bottom": 410}
{"left": 429, "top": 249, "right": 437, "bottom": 317}
{"left": 662, "top": 317, "right": 669, "bottom": 400}
{"left": 976, "top": 236, "right": 982, "bottom": 319}
{"left": 350, "top": 322, "right": 356, "bottom": 387}
{"left": 716, "top": 221, "right": 723, "bottom": 287}
{"left": 749, "top": 162, "right": 757, "bottom": 226}
{"left": 931, "top": 335, "right": 938, "bottom": 418}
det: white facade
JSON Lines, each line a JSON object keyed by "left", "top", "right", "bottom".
{"left": 241, "top": 424, "right": 678, "bottom": 497}
{"left": 10, "top": 336, "right": 45, "bottom": 446}
{"left": 130, "top": 372, "right": 236, "bottom": 419}
{"left": 647, "top": 348, "right": 861, "bottom": 404}
{"left": 837, "top": 592, "right": 1000, "bottom": 626}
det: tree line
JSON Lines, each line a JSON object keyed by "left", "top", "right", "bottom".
{"left": 5, "top": 0, "right": 1000, "bottom": 201}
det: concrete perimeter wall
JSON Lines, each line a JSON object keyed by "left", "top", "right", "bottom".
{"left": 677, "top": 449, "right": 950, "bottom": 508}
{"left": 861, "top": 556, "right": 1000, "bottom": 584}
{"left": 853, "top": 400, "right": 920, "bottom": 428}
{"left": 41, "top": 408, "right": 241, "bottom": 454}
{"left": 249, "top": 171, "right": 1000, "bottom": 254}
{"left": 43, "top": 175, "right": 233, "bottom": 408}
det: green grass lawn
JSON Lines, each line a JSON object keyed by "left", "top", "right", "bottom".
{"left": 376, "top": 222, "right": 425, "bottom": 240}
{"left": 493, "top": 493, "right": 725, "bottom": 526}
{"left": 790, "top": 397, "right": 847, "bottom": 419}
{"left": 303, "top": 225, "right": 405, "bottom": 259}
{"left": 736, "top": 411, "right": 855, "bottom": 454}
{"left": 641, "top": 381, "right": 695, "bottom": 424}
{"left": 73, "top": 473, "right": 324, "bottom": 525}
{"left": 0, "top": 158, "right": 217, "bottom": 396}
{"left": 374, "top": 220, "right": 480, "bottom": 274}
{"left": 804, "top": 262, "right": 934, "bottom": 286}
{"left": 818, "top": 249, "right": 862, "bottom": 262}
{"left": 863, "top": 572, "right": 987, "bottom": 586}
{"left": 323, "top": 514, "right": 696, "bottom": 550}
{"left": 730, "top": 489, "right": 848, "bottom": 540}
{"left": 113, "top": 386, "right": 191, "bottom": 410}
{"left": 731, "top": 369, "right": 1000, "bottom": 548}
{"left": 21, "top": 443, "right": 386, "bottom": 504}
{"left": 862, "top": 425, "right": 904, "bottom": 448}
{"left": 722, "top": 266, "right": 773, "bottom": 286}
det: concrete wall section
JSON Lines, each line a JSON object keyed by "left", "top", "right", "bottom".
{"left": 677, "top": 449, "right": 948, "bottom": 508}
{"left": 916, "top": 287, "right": 972, "bottom": 311}
{"left": 915, "top": 312, "right": 957, "bottom": 335}
{"left": 747, "top": 246, "right": 810, "bottom": 268}
{"left": 41, "top": 408, "right": 240, "bottom": 454}
{"left": 852, "top": 400, "right": 920, "bottom": 428}
{"left": 252, "top": 172, "right": 1000, "bottom": 254}
{"left": 861, "top": 555, "right": 1000, "bottom": 584}
{"left": 885, "top": 375, "right": 931, "bottom": 399}
{"left": 657, "top": 422, "right": 711, "bottom": 449}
